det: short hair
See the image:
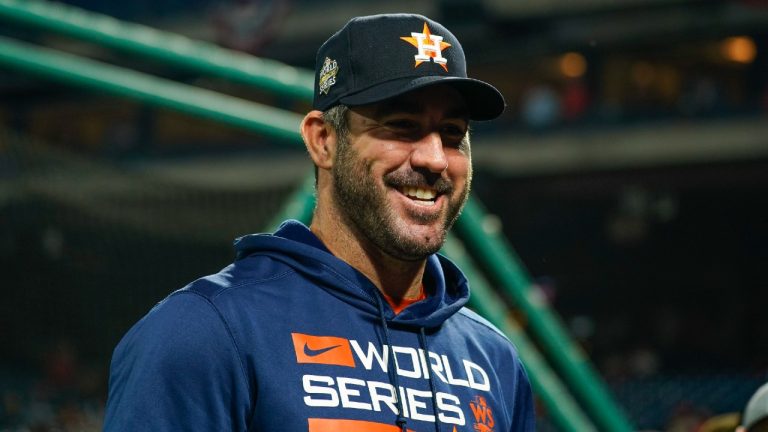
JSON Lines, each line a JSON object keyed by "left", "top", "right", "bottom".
{"left": 313, "top": 105, "right": 349, "bottom": 182}
{"left": 322, "top": 104, "right": 350, "bottom": 141}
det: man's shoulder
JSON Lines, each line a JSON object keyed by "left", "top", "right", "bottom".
{"left": 455, "top": 307, "right": 506, "bottom": 336}
{"left": 181, "top": 253, "right": 299, "bottom": 301}
{"left": 454, "top": 307, "right": 517, "bottom": 350}
{"left": 115, "top": 254, "right": 307, "bottom": 361}
{"left": 135, "top": 251, "right": 312, "bottom": 335}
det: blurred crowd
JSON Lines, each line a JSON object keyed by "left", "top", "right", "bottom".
{"left": 1, "top": 340, "right": 105, "bottom": 432}
{"left": 513, "top": 72, "right": 768, "bottom": 132}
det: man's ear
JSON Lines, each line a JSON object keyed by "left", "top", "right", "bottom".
{"left": 301, "top": 110, "right": 335, "bottom": 170}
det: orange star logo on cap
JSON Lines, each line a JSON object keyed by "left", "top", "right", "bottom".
{"left": 400, "top": 22, "right": 452, "bottom": 71}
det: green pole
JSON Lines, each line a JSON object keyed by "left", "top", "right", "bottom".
{"left": 442, "top": 234, "right": 597, "bottom": 432}
{"left": 455, "top": 197, "right": 634, "bottom": 431}
{"left": 0, "top": 0, "right": 314, "bottom": 100}
{"left": 267, "top": 173, "right": 316, "bottom": 230}
{"left": 0, "top": 36, "right": 304, "bottom": 145}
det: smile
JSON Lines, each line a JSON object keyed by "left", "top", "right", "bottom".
{"left": 398, "top": 186, "right": 438, "bottom": 206}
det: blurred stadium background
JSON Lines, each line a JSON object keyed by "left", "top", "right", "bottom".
{"left": 1, "top": 0, "right": 767, "bottom": 430}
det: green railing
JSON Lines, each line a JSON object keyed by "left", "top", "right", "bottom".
{"left": 443, "top": 234, "right": 597, "bottom": 431}
{"left": 0, "top": 1, "right": 634, "bottom": 430}
{"left": 0, "top": 36, "right": 304, "bottom": 145}
{"left": 455, "top": 198, "right": 633, "bottom": 431}
{"left": 0, "top": 0, "right": 313, "bottom": 99}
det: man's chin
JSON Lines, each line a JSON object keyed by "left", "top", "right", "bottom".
{"left": 387, "top": 222, "right": 447, "bottom": 259}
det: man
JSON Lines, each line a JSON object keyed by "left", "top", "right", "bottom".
{"left": 104, "top": 13, "right": 535, "bottom": 432}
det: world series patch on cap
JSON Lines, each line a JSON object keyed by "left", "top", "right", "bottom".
{"left": 313, "top": 13, "right": 506, "bottom": 121}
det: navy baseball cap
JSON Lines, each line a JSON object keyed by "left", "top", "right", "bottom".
{"left": 312, "top": 13, "right": 505, "bottom": 121}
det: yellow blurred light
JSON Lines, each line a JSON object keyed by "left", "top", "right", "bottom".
{"left": 722, "top": 36, "right": 757, "bottom": 64}
{"left": 559, "top": 52, "right": 587, "bottom": 78}
{"left": 631, "top": 61, "right": 656, "bottom": 87}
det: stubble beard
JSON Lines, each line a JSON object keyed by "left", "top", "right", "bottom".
{"left": 331, "top": 135, "right": 471, "bottom": 261}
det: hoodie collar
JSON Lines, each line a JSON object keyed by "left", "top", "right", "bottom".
{"left": 233, "top": 220, "right": 469, "bottom": 328}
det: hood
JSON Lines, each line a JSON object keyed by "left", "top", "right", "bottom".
{"left": 233, "top": 220, "right": 469, "bottom": 329}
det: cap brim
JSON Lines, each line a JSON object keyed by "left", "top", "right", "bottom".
{"left": 338, "top": 76, "right": 505, "bottom": 121}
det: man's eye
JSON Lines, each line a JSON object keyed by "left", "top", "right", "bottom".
{"left": 386, "top": 120, "right": 419, "bottom": 131}
{"left": 441, "top": 124, "right": 468, "bottom": 140}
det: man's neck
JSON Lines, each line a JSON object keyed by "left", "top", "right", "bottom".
{"left": 310, "top": 209, "right": 426, "bottom": 301}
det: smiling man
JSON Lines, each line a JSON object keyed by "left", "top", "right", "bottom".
{"left": 105, "top": 13, "right": 535, "bottom": 432}
{"left": 306, "top": 86, "right": 472, "bottom": 299}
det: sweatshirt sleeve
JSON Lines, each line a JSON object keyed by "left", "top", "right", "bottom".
{"left": 510, "top": 356, "right": 536, "bottom": 432}
{"left": 104, "top": 292, "right": 251, "bottom": 431}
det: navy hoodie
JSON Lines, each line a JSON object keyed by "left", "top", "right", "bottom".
{"left": 104, "top": 220, "right": 535, "bottom": 431}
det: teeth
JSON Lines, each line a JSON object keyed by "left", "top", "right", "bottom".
{"left": 402, "top": 186, "right": 436, "bottom": 200}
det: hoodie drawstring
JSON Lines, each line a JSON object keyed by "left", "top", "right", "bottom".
{"left": 374, "top": 293, "right": 409, "bottom": 432}
{"left": 374, "top": 294, "right": 442, "bottom": 432}
{"left": 419, "top": 327, "right": 442, "bottom": 432}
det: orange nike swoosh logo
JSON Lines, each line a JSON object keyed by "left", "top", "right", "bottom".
{"left": 291, "top": 333, "right": 356, "bottom": 367}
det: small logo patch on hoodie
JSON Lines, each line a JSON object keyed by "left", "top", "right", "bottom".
{"left": 292, "top": 333, "right": 356, "bottom": 367}
{"left": 469, "top": 395, "right": 495, "bottom": 432}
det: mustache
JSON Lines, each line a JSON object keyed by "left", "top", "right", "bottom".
{"left": 384, "top": 170, "right": 454, "bottom": 195}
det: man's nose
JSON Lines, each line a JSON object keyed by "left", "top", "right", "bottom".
{"left": 410, "top": 132, "right": 448, "bottom": 173}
